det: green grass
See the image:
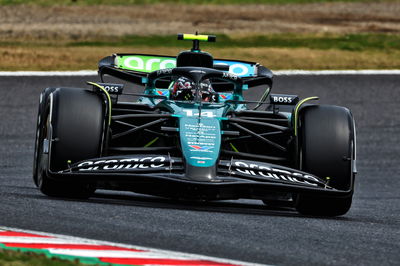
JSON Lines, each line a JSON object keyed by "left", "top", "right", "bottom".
{"left": 68, "top": 33, "right": 400, "bottom": 52}
{"left": 0, "top": 0, "right": 396, "bottom": 5}
{"left": 0, "top": 249, "right": 92, "bottom": 266}
{"left": 1, "top": 33, "right": 398, "bottom": 70}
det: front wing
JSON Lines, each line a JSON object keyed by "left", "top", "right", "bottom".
{"left": 47, "top": 155, "right": 353, "bottom": 200}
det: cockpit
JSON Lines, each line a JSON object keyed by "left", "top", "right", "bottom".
{"left": 144, "top": 67, "right": 244, "bottom": 104}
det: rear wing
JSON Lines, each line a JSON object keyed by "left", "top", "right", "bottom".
{"left": 98, "top": 54, "right": 273, "bottom": 88}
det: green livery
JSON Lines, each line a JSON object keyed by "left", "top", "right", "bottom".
{"left": 34, "top": 33, "right": 357, "bottom": 216}
{"left": 117, "top": 55, "right": 176, "bottom": 73}
{"left": 115, "top": 54, "right": 257, "bottom": 77}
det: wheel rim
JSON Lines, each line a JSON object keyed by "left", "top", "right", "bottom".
{"left": 37, "top": 107, "right": 51, "bottom": 190}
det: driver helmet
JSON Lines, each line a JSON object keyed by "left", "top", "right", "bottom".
{"left": 199, "top": 79, "right": 216, "bottom": 102}
{"left": 171, "top": 77, "right": 195, "bottom": 101}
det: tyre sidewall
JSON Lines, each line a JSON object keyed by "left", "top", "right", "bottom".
{"left": 300, "top": 105, "right": 355, "bottom": 190}
{"left": 296, "top": 105, "right": 356, "bottom": 216}
{"left": 49, "top": 88, "right": 105, "bottom": 172}
{"left": 33, "top": 88, "right": 57, "bottom": 186}
{"left": 36, "top": 88, "right": 105, "bottom": 198}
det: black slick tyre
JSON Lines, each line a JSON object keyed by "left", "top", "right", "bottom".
{"left": 35, "top": 88, "right": 105, "bottom": 198}
{"left": 295, "top": 105, "right": 355, "bottom": 216}
{"left": 33, "top": 88, "right": 57, "bottom": 186}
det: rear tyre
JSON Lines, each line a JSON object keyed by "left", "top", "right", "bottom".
{"left": 36, "top": 88, "right": 105, "bottom": 198}
{"left": 295, "top": 105, "right": 355, "bottom": 216}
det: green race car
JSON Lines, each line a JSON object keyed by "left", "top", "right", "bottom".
{"left": 33, "top": 34, "right": 357, "bottom": 216}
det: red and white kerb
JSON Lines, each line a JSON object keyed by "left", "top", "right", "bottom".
{"left": 0, "top": 227, "right": 266, "bottom": 266}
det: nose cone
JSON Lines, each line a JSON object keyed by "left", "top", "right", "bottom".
{"left": 185, "top": 163, "right": 217, "bottom": 181}
{"left": 179, "top": 116, "right": 221, "bottom": 181}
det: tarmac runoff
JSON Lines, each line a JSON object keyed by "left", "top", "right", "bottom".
{"left": 1, "top": 74, "right": 399, "bottom": 265}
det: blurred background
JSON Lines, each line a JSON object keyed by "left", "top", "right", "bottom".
{"left": 0, "top": 0, "right": 399, "bottom": 70}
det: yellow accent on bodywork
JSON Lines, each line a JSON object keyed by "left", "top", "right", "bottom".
{"left": 87, "top": 81, "right": 112, "bottom": 126}
{"left": 230, "top": 143, "right": 239, "bottom": 152}
{"left": 294, "top": 96, "right": 319, "bottom": 136}
{"left": 182, "top": 34, "right": 209, "bottom": 41}
{"left": 144, "top": 137, "right": 159, "bottom": 148}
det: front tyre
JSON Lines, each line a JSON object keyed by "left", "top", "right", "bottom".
{"left": 295, "top": 105, "right": 356, "bottom": 216}
{"left": 35, "top": 88, "right": 105, "bottom": 198}
{"left": 33, "top": 88, "right": 57, "bottom": 186}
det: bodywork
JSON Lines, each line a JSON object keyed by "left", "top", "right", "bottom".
{"left": 44, "top": 37, "right": 356, "bottom": 203}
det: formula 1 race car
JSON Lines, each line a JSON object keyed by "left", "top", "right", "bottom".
{"left": 33, "top": 34, "right": 356, "bottom": 216}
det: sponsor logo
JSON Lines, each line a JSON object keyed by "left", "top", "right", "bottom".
{"left": 270, "top": 94, "right": 299, "bottom": 105}
{"left": 104, "top": 86, "right": 119, "bottom": 93}
{"left": 118, "top": 55, "right": 255, "bottom": 77}
{"left": 219, "top": 94, "right": 232, "bottom": 100}
{"left": 190, "top": 156, "right": 213, "bottom": 160}
{"left": 156, "top": 90, "right": 169, "bottom": 96}
{"left": 190, "top": 70, "right": 206, "bottom": 74}
{"left": 222, "top": 72, "right": 239, "bottom": 80}
{"left": 120, "top": 56, "right": 176, "bottom": 72}
{"left": 97, "top": 83, "right": 123, "bottom": 94}
{"left": 156, "top": 68, "right": 173, "bottom": 75}
{"left": 77, "top": 156, "right": 166, "bottom": 171}
{"left": 189, "top": 145, "right": 213, "bottom": 151}
{"left": 273, "top": 96, "right": 292, "bottom": 103}
{"left": 216, "top": 61, "right": 255, "bottom": 77}
{"left": 232, "top": 161, "right": 320, "bottom": 186}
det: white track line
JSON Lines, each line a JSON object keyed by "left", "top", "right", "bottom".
{"left": 0, "top": 70, "right": 399, "bottom": 76}
{"left": 46, "top": 249, "right": 192, "bottom": 259}
{"left": 273, "top": 69, "right": 400, "bottom": 75}
{"left": 0, "top": 71, "right": 97, "bottom": 76}
{"left": 0, "top": 226, "right": 269, "bottom": 266}
{"left": 0, "top": 236, "right": 86, "bottom": 244}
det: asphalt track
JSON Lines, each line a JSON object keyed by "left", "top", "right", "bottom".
{"left": 0, "top": 74, "right": 399, "bottom": 265}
